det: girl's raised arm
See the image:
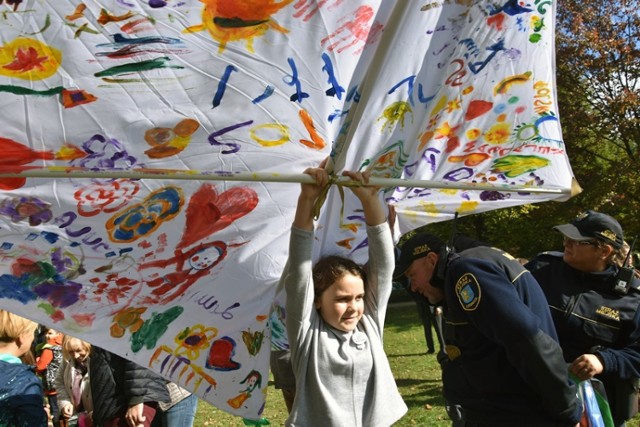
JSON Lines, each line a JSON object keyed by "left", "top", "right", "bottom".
{"left": 342, "top": 169, "right": 384, "bottom": 226}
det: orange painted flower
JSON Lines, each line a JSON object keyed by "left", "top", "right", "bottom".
{"left": 484, "top": 122, "right": 512, "bottom": 145}
{"left": 110, "top": 307, "right": 147, "bottom": 338}
{"left": 446, "top": 98, "right": 462, "bottom": 113}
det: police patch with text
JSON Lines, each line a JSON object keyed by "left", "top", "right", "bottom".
{"left": 455, "top": 273, "right": 481, "bottom": 311}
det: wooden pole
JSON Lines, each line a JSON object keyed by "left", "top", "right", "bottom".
{"left": 0, "top": 168, "right": 577, "bottom": 195}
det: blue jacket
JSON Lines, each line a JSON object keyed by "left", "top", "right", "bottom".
{"left": 527, "top": 251, "right": 640, "bottom": 424}
{"left": 441, "top": 247, "right": 581, "bottom": 426}
{"left": 0, "top": 356, "right": 47, "bottom": 427}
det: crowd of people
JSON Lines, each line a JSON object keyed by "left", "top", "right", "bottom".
{"left": 1, "top": 160, "right": 639, "bottom": 427}
{"left": 0, "top": 311, "right": 197, "bottom": 427}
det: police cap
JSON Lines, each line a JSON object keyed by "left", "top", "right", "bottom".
{"left": 553, "top": 210, "right": 624, "bottom": 249}
{"left": 393, "top": 230, "right": 444, "bottom": 279}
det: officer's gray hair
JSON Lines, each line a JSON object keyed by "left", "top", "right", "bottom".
{"left": 611, "top": 241, "right": 630, "bottom": 268}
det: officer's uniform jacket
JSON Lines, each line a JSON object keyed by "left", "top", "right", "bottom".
{"left": 441, "top": 246, "right": 581, "bottom": 426}
{"left": 527, "top": 252, "right": 640, "bottom": 424}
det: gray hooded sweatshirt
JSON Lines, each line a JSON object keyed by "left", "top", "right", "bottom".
{"left": 283, "top": 222, "right": 407, "bottom": 426}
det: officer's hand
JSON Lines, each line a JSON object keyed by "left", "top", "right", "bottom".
{"left": 570, "top": 353, "right": 604, "bottom": 381}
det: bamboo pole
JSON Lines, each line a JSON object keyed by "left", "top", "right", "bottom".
{"left": 0, "top": 168, "right": 578, "bottom": 195}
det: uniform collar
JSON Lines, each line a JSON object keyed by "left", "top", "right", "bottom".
{"left": 567, "top": 263, "right": 618, "bottom": 292}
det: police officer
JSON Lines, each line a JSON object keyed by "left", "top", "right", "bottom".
{"left": 526, "top": 211, "right": 640, "bottom": 427}
{"left": 395, "top": 230, "right": 581, "bottom": 427}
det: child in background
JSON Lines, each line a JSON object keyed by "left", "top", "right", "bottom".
{"left": 56, "top": 335, "right": 93, "bottom": 427}
{"left": 0, "top": 309, "right": 48, "bottom": 426}
{"left": 36, "top": 327, "right": 64, "bottom": 427}
{"left": 281, "top": 162, "right": 407, "bottom": 426}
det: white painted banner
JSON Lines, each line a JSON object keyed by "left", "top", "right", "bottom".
{"left": 0, "top": 0, "right": 571, "bottom": 419}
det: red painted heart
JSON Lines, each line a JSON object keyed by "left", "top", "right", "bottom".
{"left": 178, "top": 184, "right": 258, "bottom": 250}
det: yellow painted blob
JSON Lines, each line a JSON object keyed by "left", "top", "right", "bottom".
{"left": 0, "top": 38, "right": 62, "bottom": 80}
{"left": 185, "top": 0, "right": 293, "bottom": 53}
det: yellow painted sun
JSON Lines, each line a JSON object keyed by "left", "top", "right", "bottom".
{"left": 0, "top": 38, "right": 62, "bottom": 80}
{"left": 185, "top": 0, "right": 294, "bottom": 53}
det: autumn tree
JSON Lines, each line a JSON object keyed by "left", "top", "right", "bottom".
{"left": 441, "top": 0, "right": 640, "bottom": 258}
{"left": 554, "top": 0, "right": 640, "bottom": 227}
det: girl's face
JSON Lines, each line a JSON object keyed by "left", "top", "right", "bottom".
{"left": 315, "top": 273, "right": 365, "bottom": 332}
{"left": 189, "top": 247, "right": 222, "bottom": 270}
{"left": 45, "top": 329, "right": 59, "bottom": 341}
{"left": 247, "top": 375, "right": 258, "bottom": 390}
{"left": 66, "top": 341, "right": 89, "bottom": 364}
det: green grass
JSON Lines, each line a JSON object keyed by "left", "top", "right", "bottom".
{"left": 194, "top": 303, "right": 450, "bottom": 426}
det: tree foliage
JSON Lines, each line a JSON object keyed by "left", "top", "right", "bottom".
{"left": 555, "top": 0, "right": 640, "bottom": 217}
{"left": 429, "top": 0, "right": 640, "bottom": 259}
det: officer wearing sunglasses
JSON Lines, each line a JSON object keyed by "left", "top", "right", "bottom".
{"left": 526, "top": 211, "right": 640, "bottom": 427}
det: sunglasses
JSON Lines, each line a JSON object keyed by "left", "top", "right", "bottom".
{"left": 563, "top": 237, "right": 598, "bottom": 247}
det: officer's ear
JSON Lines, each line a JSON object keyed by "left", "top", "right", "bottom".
{"left": 435, "top": 244, "right": 454, "bottom": 281}
{"left": 426, "top": 251, "right": 439, "bottom": 267}
{"left": 599, "top": 243, "right": 614, "bottom": 261}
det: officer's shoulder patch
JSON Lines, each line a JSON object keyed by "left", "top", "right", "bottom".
{"left": 455, "top": 273, "right": 481, "bottom": 311}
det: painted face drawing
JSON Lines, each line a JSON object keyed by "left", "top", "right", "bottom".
{"left": 140, "top": 241, "right": 228, "bottom": 305}
{"left": 189, "top": 246, "right": 224, "bottom": 270}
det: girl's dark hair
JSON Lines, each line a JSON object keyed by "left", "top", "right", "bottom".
{"left": 312, "top": 255, "right": 367, "bottom": 300}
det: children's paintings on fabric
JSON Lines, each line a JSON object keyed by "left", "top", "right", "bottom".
{"left": 0, "top": 0, "right": 573, "bottom": 419}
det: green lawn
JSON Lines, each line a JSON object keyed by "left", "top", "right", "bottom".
{"left": 194, "top": 303, "right": 451, "bottom": 426}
